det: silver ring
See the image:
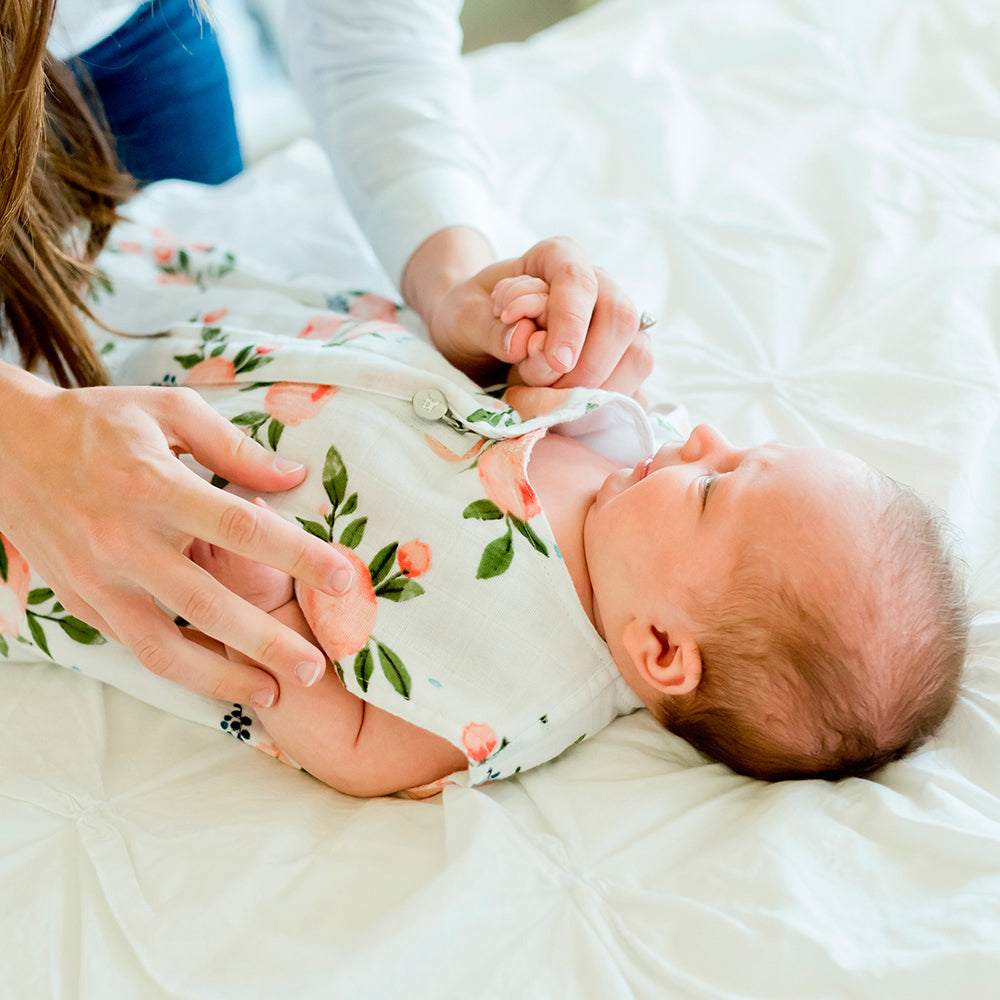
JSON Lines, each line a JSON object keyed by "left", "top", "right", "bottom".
{"left": 638, "top": 311, "right": 657, "bottom": 333}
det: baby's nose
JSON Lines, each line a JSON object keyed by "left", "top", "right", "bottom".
{"left": 680, "top": 423, "right": 734, "bottom": 462}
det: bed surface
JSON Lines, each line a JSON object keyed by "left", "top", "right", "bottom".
{"left": 2, "top": 0, "right": 999, "bottom": 996}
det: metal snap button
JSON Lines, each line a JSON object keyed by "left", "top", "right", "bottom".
{"left": 412, "top": 388, "right": 450, "bottom": 421}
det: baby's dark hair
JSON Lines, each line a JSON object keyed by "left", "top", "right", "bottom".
{"left": 657, "top": 474, "right": 969, "bottom": 782}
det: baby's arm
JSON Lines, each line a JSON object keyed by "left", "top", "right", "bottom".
{"left": 248, "top": 600, "right": 468, "bottom": 797}
{"left": 190, "top": 538, "right": 467, "bottom": 795}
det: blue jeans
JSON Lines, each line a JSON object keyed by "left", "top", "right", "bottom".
{"left": 70, "top": 0, "right": 243, "bottom": 186}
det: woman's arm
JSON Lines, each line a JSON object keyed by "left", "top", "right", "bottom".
{"left": 286, "top": 0, "right": 495, "bottom": 290}
{"left": 287, "top": 0, "right": 651, "bottom": 395}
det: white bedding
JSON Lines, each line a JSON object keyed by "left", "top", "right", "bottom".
{"left": 3, "top": 0, "right": 999, "bottom": 996}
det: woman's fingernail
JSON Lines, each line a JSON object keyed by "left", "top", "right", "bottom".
{"left": 273, "top": 456, "right": 305, "bottom": 474}
{"left": 503, "top": 324, "right": 518, "bottom": 357}
{"left": 330, "top": 564, "right": 354, "bottom": 594}
{"left": 296, "top": 659, "right": 324, "bottom": 687}
{"left": 553, "top": 345, "right": 574, "bottom": 371}
{"left": 252, "top": 688, "right": 275, "bottom": 709}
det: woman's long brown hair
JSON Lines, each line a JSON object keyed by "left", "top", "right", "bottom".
{"left": 1, "top": 0, "right": 136, "bottom": 387}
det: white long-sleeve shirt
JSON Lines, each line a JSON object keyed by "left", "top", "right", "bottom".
{"left": 51, "top": 0, "right": 506, "bottom": 290}
{"left": 285, "top": 0, "right": 501, "bottom": 288}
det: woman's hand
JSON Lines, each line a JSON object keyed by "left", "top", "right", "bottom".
{"left": 0, "top": 363, "right": 355, "bottom": 709}
{"left": 404, "top": 230, "right": 652, "bottom": 397}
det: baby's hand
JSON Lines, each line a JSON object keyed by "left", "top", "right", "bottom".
{"left": 491, "top": 275, "right": 562, "bottom": 386}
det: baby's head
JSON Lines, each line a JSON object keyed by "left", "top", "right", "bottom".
{"left": 584, "top": 424, "right": 968, "bottom": 781}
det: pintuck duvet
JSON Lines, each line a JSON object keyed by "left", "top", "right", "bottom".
{"left": 1, "top": 1, "right": 998, "bottom": 997}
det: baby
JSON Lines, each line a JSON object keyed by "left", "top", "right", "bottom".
{"left": 185, "top": 277, "right": 969, "bottom": 797}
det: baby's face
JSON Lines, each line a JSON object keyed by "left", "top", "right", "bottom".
{"left": 583, "top": 424, "right": 878, "bottom": 671}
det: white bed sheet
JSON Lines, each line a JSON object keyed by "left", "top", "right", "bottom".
{"left": 3, "top": 0, "right": 999, "bottom": 997}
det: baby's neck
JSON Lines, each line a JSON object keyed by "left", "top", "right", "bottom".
{"left": 526, "top": 433, "right": 618, "bottom": 633}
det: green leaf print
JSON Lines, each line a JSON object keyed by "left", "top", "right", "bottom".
{"left": 173, "top": 352, "right": 203, "bottom": 370}
{"left": 267, "top": 417, "right": 284, "bottom": 451}
{"left": 339, "top": 517, "right": 367, "bottom": 549}
{"left": 510, "top": 515, "right": 549, "bottom": 556}
{"left": 0, "top": 537, "right": 7, "bottom": 581}
{"left": 354, "top": 646, "right": 373, "bottom": 692}
{"left": 56, "top": 616, "right": 106, "bottom": 645}
{"left": 231, "top": 411, "right": 270, "bottom": 427}
{"left": 463, "top": 499, "right": 503, "bottom": 521}
{"left": 375, "top": 577, "right": 424, "bottom": 602}
{"left": 27, "top": 616, "right": 50, "bottom": 657}
{"left": 0, "top": 635, "right": 8, "bottom": 657}
{"left": 477, "top": 524, "right": 514, "bottom": 579}
{"left": 368, "top": 543, "right": 398, "bottom": 586}
{"left": 27, "top": 587, "right": 54, "bottom": 605}
{"left": 322, "top": 445, "right": 348, "bottom": 511}
{"left": 231, "top": 344, "right": 255, "bottom": 370}
{"left": 296, "top": 517, "right": 329, "bottom": 541}
{"left": 377, "top": 642, "right": 411, "bottom": 699}
{"left": 340, "top": 492, "right": 358, "bottom": 517}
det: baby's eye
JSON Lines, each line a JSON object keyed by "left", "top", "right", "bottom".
{"left": 700, "top": 474, "right": 717, "bottom": 511}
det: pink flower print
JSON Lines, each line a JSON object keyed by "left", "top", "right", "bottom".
{"left": 397, "top": 539, "right": 431, "bottom": 578}
{"left": 182, "top": 356, "right": 236, "bottom": 385}
{"left": 349, "top": 293, "right": 398, "bottom": 323}
{"left": 298, "top": 315, "right": 345, "bottom": 340}
{"left": 503, "top": 385, "right": 566, "bottom": 421}
{"left": 462, "top": 723, "right": 497, "bottom": 763}
{"left": 0, "top": 535, "right": 30, "bottom": 635}
{"left": 423, "top": 433, "right": 486, "bottom": 463}
{"left": 263, "top": 383, "right": 337, "bottom": 426}
{"left": 202, "top": 307, "right": 229, "bottom": 324}
{"left": 296, "top": 546, "right": 377, "bottom": 661}
{"left": 117, "top": 240, "right": 142, "bottom": 254}
{"left": 156, "top": 272, "right": 196, "bottom": 286}
{"left": 153, "top": 245, "right": 173, "bottom": 264}
{"left": 476, "top": 428, "right": 544, "bottom": 521}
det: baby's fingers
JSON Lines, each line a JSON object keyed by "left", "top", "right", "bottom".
{"left": 514, "top": 329, "right": 562, "bottom": 386}
{"left": 492, "top": 276, "right": 549, "bottom": 324}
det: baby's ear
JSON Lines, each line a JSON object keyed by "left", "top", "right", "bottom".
{"left": 621, "top": 620, "right": 702, "bottom": 696}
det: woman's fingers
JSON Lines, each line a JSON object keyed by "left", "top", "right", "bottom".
{"left": 117, "top": 550, "right": 330, "bottom": 699}
{"left": 156, "top": 390, "right": 355, "bottom": 597}
{"left": 582, "top": 328, "right": 654, "bottom": 398}
{"left": 550, "top": 266, "right": 641, "bottom": 391}
{"left": 160, "top": 387, "right": 309, "bottom": 490}
{"left": 173, "top": 475, "right": 354, "bottom": 597}
{"left": 109, "top": 592, "right": 283, "bottom": 709}
{"left": 521, "top": 238, "right": 600, "bottom": 375}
